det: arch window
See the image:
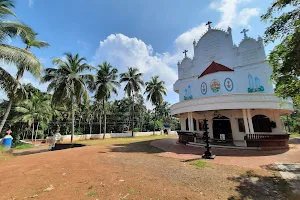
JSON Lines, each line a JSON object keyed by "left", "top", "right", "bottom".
{"left": 252, "top": 115, "right": 272, "bottom": 132}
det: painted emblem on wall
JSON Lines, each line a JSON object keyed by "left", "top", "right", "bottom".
{"left": 248, "top": 74, "right": 264, "bottom": 93}
{"left": 184, "top": 85, "right": 193, "bottom": 100}
{"left": 224, "top": 78, "right": 233, "bottom": 92}
{"left": 210, "top": 79, "right": 220, "bottom": 93}
{"left": 201, "top": 82, "right": 207, "bottom": 95}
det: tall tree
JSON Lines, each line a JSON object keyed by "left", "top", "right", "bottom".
{"left": 144, "top": 76, "right": 167, "bottom": 106}
{"left": 94, "top": 61, "right": 120, "bottom": 138}
{"left": 42, "top": 53, "right": 94, "bottom": 142}
{"left": 0, "top": 0, "right": 44, "bottom": 133}
{"left": 120, "top": 67, "right": 144, "bottom": 134}
{"left": 13, "top": 93, "right": 52, "bottom": 141}
{"left": 262, "top": 0, "right": 300, "bottom": 105}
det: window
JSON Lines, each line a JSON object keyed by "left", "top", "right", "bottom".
{"left": 185, "top": 118, "right": 189, "bottom": 131}
{"left": 185, "top": 118, "right": 196, "bottom": 131}
{"left": 252, "top": 115, "right": 272, "bottom": 132}
{"left": 238, "top": 119, "right": 245, "bottom": 132}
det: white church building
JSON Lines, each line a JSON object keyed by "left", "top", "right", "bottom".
{"left": 170, "top": 24, "right": 293, "bottom": 147}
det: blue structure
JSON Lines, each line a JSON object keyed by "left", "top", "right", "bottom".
{"left": 2, "top": 135, "right": 13, "bottom": 148}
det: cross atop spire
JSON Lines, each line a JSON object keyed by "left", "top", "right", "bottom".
{"left": 206, "top": 21, "right": 212, "bottom": 29}
{"left": 240, "top": 28, "right": 249, "bottom": 38}
{"left": 183, "top": 50, "right": 188, "bottom": 58}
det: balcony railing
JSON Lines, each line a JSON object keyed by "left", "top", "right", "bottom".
{"left": 245, "top": 134, "right": 289, "bottom": 140}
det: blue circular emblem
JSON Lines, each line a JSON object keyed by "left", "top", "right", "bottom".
{"left": 224, "top": 78, "right": 233, "bottom": 91}
{"left": 201, "top": 82, "right": 207, "bottom": 95}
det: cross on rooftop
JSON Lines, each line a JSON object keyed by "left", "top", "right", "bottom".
{"left": 240, "top": 28, "right": 249, "bottom": 38}
{"left": 206, "top": 21, "right": 212, "bottom": 29}
{"left": 183, "top": 50, "right": 188, "bottom": 57}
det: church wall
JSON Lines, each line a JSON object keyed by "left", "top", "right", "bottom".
{"left": 179, "top": 109, "right": 285, "bottom": 143}
{"left": 193, "top": 30, "right": 235, "bottom": 76}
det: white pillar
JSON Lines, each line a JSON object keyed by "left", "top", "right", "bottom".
{"left": 190, "top": 112, "right": 194, "bottom": 132}
{"left": 247, "top": 109, "right": 255, "bottom": 134}
{"left": 187, "top": 112, "right": 191, "bottom": 131}
{"left": 242, "top": 109, "right": 250, "bottom": 134}
{"left": 188, "top": 113, "right": 194, "bottom": 132}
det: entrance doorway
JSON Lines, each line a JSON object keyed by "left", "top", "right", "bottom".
{"left": 213, "top": 116, "right": 233, "bottom": 140}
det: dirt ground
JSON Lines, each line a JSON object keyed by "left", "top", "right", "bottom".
{"left": 0, "top": 136, "right": 298, "bottom": 200}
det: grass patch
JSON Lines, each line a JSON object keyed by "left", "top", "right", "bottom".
{"left": 190, "top": 159, "right": 213, "bottom": 168}
{"left": 14, "top": 143, "right": 35, "bottom": 150}
{"left": 289, "top": 132, "right": 300, "bottom": 138}
{"left": 78, "top": 134, "right": 176, "bottom": 146}
{"left": 86, "top": 191, "right": 98, "bottom": 197}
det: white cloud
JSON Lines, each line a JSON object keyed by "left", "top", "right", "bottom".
{"left": 93, "top": 34, "right": 179, "bottom": 106}
{"left": 28, "top": 0, "right": 34, "bottom": 7}
{"left": 94, "top": 34, "right": 177, "bottom": 91}
{"left": 237, "top": 8, "right": 260, "bottom": 26}
{"left": 210, "top": 0, "right": 259, "bottom": 29}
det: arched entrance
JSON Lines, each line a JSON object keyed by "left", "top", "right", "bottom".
{"left": 252, "top": 115, "right": 272, "bottom": 132}
{"left": 213, "top": 116, "right": 233, "bottom": 140}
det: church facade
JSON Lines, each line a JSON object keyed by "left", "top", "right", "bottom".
{"left": 170, "top": 25, "right": 293, "bottom": 147}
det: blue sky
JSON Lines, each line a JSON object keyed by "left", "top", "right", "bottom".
{"left": 1, "top": 0, "right": 275, "bottom": 108}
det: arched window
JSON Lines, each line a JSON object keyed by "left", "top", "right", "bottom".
{"left": 185, "top": 118, "right": 189, "bottom": 131}
{"left": 185, "top": 118, "right": 197, "bottom": 131}
{"left": 193, "top": 118, "right": 197, "bottom": 131}
{"left": 252, "top": 115, "right": 272, "bottom": 132}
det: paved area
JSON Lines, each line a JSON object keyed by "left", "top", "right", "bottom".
{"left": 276, "top": 162, "right": 300, "bottom": 194}
{"left": 150, "top": 138, "right": 300, "bottom": 170}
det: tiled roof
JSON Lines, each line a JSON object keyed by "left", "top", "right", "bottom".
{"left": 198, "top": 61, "right": 234, "bottom": 78}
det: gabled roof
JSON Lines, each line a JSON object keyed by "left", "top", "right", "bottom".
{"left": 198, "top": 61, "right": 234, "bottom": 78}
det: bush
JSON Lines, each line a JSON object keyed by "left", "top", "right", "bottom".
{"left": 14, "top": 143, "right": 35, "bottom": 150}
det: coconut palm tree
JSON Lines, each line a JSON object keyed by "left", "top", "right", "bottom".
{"left": 92, "top": 100, "right": 103, "bottom": 134}
{"left": 0, "top": 0, "right": 43, "bottom": 133}
{"left": 22, "top": 33, "right": 50, "bottom": 51}
{"left": 120, "top": 67, "right": 144, "bottom": 134}
{"left": 94, "top": 62, "right": 120, "bottom": 137}
{"left": 144, "top": 76, "right": 167, "bottom": 106}
{"left": 13, "top": 93, "right": 52, "bottom": 141}
{"left": 42, "top": 53, "right": 94, "bottom": 142}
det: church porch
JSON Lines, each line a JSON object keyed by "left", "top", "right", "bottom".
{"left": 176, "top": 108, "right": 289, "bottom": 148}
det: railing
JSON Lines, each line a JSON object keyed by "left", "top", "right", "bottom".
{"left": 245, "top": 134, "right": 289, "bottom": 140}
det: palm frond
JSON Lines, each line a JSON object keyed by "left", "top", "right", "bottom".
{"left": 0, "top": 44, "right": 42, "bottom": 78}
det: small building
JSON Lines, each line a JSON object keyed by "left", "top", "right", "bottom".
{"left": 170, "top": 25, "right": 293, "bottom": 147}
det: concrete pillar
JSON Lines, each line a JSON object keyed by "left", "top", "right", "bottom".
{"left": 242, "top": 109, "right": 250, "bottom": 134}
{"left": 189, "top": 112, "right": 194, "bottom": 132}
{"left": 247, "top": 109, "right": 255, "bottom": 134}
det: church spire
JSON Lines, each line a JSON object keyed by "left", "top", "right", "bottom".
{"left": 240, "top": 28, "right": 249, "bottom": 38}
{"left": 206, "top": 21, "right": 212, "bottom": 30}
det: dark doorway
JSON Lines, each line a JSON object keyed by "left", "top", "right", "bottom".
{"left": 252, "top": 115, "right": 272, "bottom": 132}
{"left": 213, "top": 116, "right": 233, "bottom": 140}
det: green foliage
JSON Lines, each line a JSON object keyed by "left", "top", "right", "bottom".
{"left": 190, "top": 160, "right": 213, "bottom": 168}
{"left": 150, "top": 119, "right": 163, "bottom": 130}
{"left": 262, "top": 0, "right": 300, "bottom": 105}
{"left": 14, "top": 143, "right": 35, "bottom": 150}
{"left": 144, "top": 76, "right": 167, "bottom": 106}
{"left": 120, "top": 67, "right": 144, "bottom": 97}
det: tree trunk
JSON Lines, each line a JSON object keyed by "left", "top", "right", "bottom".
{"left": 89, "top": 121, "right": 92, "bottom": 135}
{"left": 132, "top": 93, "right": 134, "bottom": 137}
{"left": 0, "top": 73, "right": 22, "bottom": 133}
{"left": 99, "top": 114, "right": 102, "bottom": 134}
{"left": 103, "top": 98, "right": 106, "bottom": 139}
{"left": 71, "top": 100, "right": 75, "bottom": 143}
{"left": 35, "top": 121, "right": 39, "bottom": 142}
{"left": 31, "top": 121, "right": 35, "bottom": 141}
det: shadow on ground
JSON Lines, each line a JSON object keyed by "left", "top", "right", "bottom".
{"left": 228, "top": 170, "right": 300, "bottom": 200}
{"left": 13, "top": 148, "right": 50, "bottom": 156}
{"left": 109, "top": 140, "right": 164, "bottom": 154}
{"left": 149, "top": 138, "right": 294, "bottom": 157}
